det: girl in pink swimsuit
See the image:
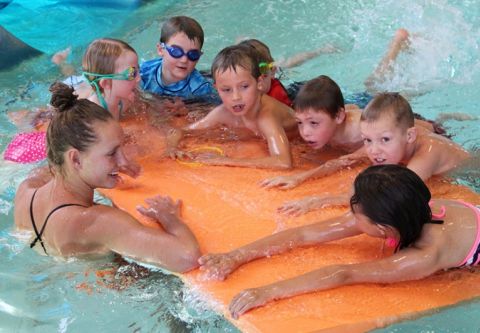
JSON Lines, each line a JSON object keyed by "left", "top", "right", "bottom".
{"left": 198, "top": 164, "right": 480, "bottom": 319}
{"left": 4, "top": 38, "right": 140, "bottom": 164}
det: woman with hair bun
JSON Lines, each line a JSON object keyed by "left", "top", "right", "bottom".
{"left": 14, "top": 82, "right": 200, "bottom": 273}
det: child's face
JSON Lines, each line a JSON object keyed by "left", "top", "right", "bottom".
{"left": 214, "top": 66, "right": 261, "bottom": 116}
{"left": 158, "top": 32, "right": 202, "bottom": 83}
{"left": 360, "top": 114, "right": 412, "bottom": 165}
{"left": 295, "top": 108, "right": 342, "bottom": 150}
{"left": 111, "top": 50, "right": 140, "bottom": 109}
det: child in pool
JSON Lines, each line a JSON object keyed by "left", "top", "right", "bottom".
{"left": 165, "top": 44, "right": 298, "bottom": 169}
{"left": 259, "top": 75, "right": 435, "bottom": 188}
{"left": 82, "top": 38, "right": 141, "bottom": 120}
{"left": 140, "top": 16, "right": 217, "bottom": 103}
{"left": 274, "top": 92, "right": 470, "bottom": 216}
{"left": 238, "top": 38, "right": 338, "bottom": 107}
{"left": 14, "top": 82, "right": 200, "bottom": 273}
{"left": 4, "top": 38, "right": 142, "bottom": 164}
{"left": 199, "top": 164, "right": 480, "bottom": 318}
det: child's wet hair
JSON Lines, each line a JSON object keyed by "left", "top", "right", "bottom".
{"left": 47, "top": 82, "right": 113, "bottom": 171}
{"left": 82, "top": 38, "right": 137, "bottom": 92}
{"left": 350, "top": 165, "right": 432, "bottom": 250}
{"left": 293, "top": 75, "right": 345, "bottom": 118}
{"left": 160, "top": 16, "right": 204, "bottom": 48}
{"left": 361, "top": 92, "right": 414, "bottom": 129}
{"left": 238, "top": 39, "right": 274, "bottom": 63}
{"left": 211, "top": 44, "right": 261, "bottom": 81}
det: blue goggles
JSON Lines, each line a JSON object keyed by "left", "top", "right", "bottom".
{"left": 161, "top": 43, "right": 202, "bottom": 62}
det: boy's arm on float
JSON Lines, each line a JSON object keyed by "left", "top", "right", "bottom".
{"left": 260, "top": 147, "right": 367, "bottom": 189}
{"left": 165, "top": 105, "right": 227, "bottom": 156}
{"left": 195, "top": 114, "right": 292, "bottom": 169}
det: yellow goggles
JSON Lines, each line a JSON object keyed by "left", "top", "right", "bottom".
{"left": 259, "top": 62, "right": 274, "bottom": 75}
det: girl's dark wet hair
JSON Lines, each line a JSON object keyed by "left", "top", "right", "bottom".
{"left": 47, "top": 82, "right": 112, "bottom": 170}
{"left": 350, "top": 165, "right": 432, "bottom": 250}
{"left": 293, "top": 75, "right": 344, "bottom": 118}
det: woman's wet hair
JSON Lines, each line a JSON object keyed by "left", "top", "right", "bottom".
{"left": 82, "top": 38, "right": 136, "bottom": 92}
{"left": 361, "top": 92, "right": 414, "bottom": 129}
{"left": 350, "top": 164, "right": 432, "bottom": 250}
{"left": 293, "top": 75, "right": 345, "bottom": 118}
{"left": 211, "top": 44, "right": 261, "bottom": 81}
{"left": 47, "top": 82, "right": 112, "bottom": 170}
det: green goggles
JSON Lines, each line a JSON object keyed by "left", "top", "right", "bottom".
{"left": 82, "top": 67, "right": 138, "bottom": 111}
{"left": 259, "top": 62, "right": 274, "bottom": 75}
{"left": 82, "top": 66, "right": 139, "bottom": 83}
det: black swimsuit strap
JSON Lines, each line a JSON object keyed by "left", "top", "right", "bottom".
{"left": 29, "top": 189, "right": 86, "bottom": 255}
{"left": 29, "top": 189, "right": 45, "bottom": 253}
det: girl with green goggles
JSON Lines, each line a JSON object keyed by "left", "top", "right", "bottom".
{"left": 82, "top": 66, "right": 138, "bottom": 112}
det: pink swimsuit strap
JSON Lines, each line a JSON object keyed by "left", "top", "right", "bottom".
{"left": 428, "top": 200, "right": 446, "bottom": 219}
{"left": 456, "top": 200, "right": 480, "bottom": 267}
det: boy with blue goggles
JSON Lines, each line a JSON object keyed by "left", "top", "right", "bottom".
{"left": 139, "top": 16, "right": 218, "bottom": 102}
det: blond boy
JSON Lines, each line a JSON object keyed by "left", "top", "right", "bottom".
{"left": 359, "top": 93, "right": 469, "bottom": 179}
{"left": 278, "top": 92, "right": 469, "bottom": 216}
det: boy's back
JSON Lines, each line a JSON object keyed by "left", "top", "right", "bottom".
{"left": 408, "top": 127, "right": 469, "bottom": 179}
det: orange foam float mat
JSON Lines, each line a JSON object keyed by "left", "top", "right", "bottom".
{"left": 100, "top": 118, "right": 480, "bottom": 333}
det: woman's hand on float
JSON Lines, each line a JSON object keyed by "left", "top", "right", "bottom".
{"left": 136, "top": 195, "right": 182, "bottom": 227}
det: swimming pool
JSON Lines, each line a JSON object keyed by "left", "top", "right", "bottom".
{"left": 1, "top": 0, "right": 479, "bottom": 332}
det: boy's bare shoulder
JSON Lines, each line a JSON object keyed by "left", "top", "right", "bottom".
{"left": 416, "top": 129, "right": 458, "bottom": 148}
{"left": 260, "top": 94, "right": 294, "bottom": 118}
{"left": 415, "top": 130, "right": 469, "bottom": 160}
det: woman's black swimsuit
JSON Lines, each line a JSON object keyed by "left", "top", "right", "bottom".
{"left": 29, "top": 189, "right": 86, "bottom": 255}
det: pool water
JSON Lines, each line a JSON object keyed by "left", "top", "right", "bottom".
{"left": 1, "top": 0, "right": 479, "bottom": 332}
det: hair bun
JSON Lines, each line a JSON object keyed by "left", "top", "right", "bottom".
{"left": 49, "top": 82, "right": 77, "bottom": 112}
